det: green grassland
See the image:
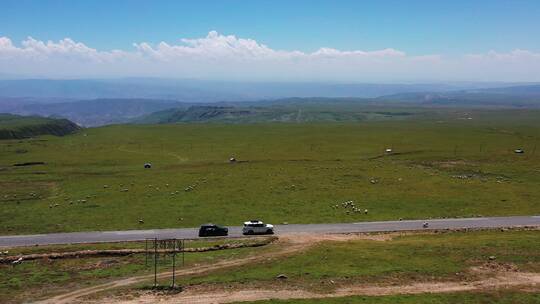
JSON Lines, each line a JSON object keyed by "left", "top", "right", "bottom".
{"left": 172, "top": 230, "right": 540, "bottom": 288}
{"left": 1, "top": 108, "right": 540, "bottom": 234}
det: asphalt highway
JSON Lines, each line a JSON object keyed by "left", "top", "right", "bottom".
{"left": 1, "top": 215, "right": 539, "bottom": 248}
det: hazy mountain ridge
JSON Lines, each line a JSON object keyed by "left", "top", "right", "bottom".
{"left": 1, "top": 99, "right": 186, "bottom": 127}
{"left": 2, "top": 82, "right": 540, "bottom": 126}
{"left": 378, "top": 85, "right": 540, "bottom": 107}
{"left": 0, "top": 79, "right": 525, "bottom": 101}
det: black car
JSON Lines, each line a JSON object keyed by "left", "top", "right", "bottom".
{"left": 198, "top": 223, "right": 228, "bottom": 237}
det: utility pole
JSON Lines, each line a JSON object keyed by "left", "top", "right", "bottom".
{"left": 154, "top": 238, "right": 158, "bottom": 288}
{"left": 172, "top": 249, "right": 176, "bottom": 288}
{"left": 145, "top": 239, "right": 148, "bottom": 266}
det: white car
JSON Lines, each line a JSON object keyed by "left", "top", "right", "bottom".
{"left": 242, "top": 220, "right": 274, "bottom": 235}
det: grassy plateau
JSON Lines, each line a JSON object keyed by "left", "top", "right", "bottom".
{"left": 0, "top": 108, "right": 539, "bottom": 234}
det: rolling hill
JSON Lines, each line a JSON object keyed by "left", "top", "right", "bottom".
{"left": 0, "top": 114, "right": 80, "bottom": 139}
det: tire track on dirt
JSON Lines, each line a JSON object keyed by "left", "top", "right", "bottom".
{"left": 89, "top": 271, "right": 540, "bottom": 304}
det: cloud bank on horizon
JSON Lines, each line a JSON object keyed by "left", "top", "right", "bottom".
{"left": 1, "top": 31, "right": 539, "bottom": 82}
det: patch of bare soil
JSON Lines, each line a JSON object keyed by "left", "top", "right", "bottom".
{"left": 280, "top": 232, "right": 397, "bottom": 244}
{"left": 91, "top": 271, "right": 540, "bottom": 304}
{"left": 433, "top": 160, "right": 474, "bottom": 168}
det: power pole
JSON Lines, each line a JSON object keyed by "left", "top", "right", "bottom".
{"left": 154, "top": 238, "right": 158, "bottom": 288}
{"left": 172, "top": 250, "right": 176, "bottom": 288}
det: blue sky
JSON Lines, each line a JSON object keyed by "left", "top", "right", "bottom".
{"left": 2, "top": 0, "right": 539, "bottom": 54}
{"left": 1, "top": 0, "right": 540, "bottom": 81}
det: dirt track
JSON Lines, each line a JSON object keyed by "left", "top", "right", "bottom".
{"left": 100, "top": 271, "right": 540, "bottom": 304}
{"left": 35, "top": 233, "right": 540, "bottom": 304}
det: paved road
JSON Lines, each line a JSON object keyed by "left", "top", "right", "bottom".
{"left": 1, "top": 215, "right": 539, "bottom": 248}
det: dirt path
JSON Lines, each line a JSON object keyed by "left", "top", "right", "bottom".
{"left": 89, "top": 271, "right": 540, "bottom": 304}
{"left": 36, "top": 233, "right": 378, "bottom": 304}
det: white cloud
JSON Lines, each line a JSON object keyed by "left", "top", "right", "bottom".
{"left": 0, "top": 31, "right": 539, "bottom": 81}
{"left": 311, "top": 47, "right": 405, "bottom": 58}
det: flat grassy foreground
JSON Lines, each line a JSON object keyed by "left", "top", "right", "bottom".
{"left": 238, "top": 292, "right": 540, "bottom": 304}
{"left": 1, "top": 230, "right": 539, "bottom": 303}
{"left": 1, "top": 109, "right": 540, "bottom": 234}
{"left": 172, "top": 229, "right": 540, "bottom": 288}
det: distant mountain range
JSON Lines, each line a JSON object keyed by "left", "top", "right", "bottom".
{"left": 1, "top": 79, "right": 540, "bottom": 126}
{"left": 0, "top": 78, "right": 527, "bottom": 101}
{"left": 0, "top": 99, "right": 186, "bottom": 127}
{"left": 378, "top": 85, "right": 540, "bottom": 108}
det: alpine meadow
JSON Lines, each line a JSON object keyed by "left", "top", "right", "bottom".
{"left": 1, "top": 1, "right": 540, "bottom": 303}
